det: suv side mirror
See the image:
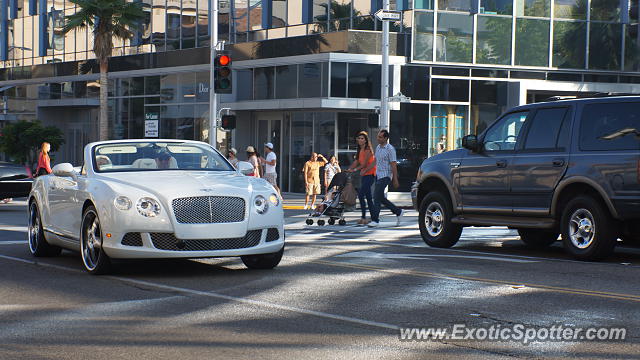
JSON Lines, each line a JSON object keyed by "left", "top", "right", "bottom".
{"left": 462, "top": 135, "right": 479, "bottom": 152}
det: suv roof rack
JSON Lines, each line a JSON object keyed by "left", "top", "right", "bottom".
{"left": 543, "top": 92, "right": 640, "bottom": 102}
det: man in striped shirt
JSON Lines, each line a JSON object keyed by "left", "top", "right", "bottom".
{"left": 368, "top": 129, "right": 404, "bottom": 227}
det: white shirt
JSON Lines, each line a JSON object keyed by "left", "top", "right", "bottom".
{"left": 265, "top": 152, "right": 277, "bottom": 174}
{"left": 374, "top": 143, "right": 397, "bottom": 180}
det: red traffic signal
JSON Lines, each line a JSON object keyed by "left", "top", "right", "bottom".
{"left": 214, "top": 51, "right": 232, "bottom": 94}
{"left": 221, "top": 115, "right": 236, "bottom": 130}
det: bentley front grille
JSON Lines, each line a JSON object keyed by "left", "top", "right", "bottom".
{"left": 266, "top": 228, "right": 280, "bottom": 242}
{"left": 150, "top": 230, "right": 262, "bottom": 251}
{"left": 172, "top": 196, "right": 246, "bottom": 224}
{"left": 121, "top": 232, "right": 143, "bottom": 247}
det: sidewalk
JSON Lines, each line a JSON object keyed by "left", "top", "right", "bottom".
{"left": 282, "top": 192, "right": 413, "bottom": 210}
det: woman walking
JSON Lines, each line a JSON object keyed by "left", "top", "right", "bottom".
{"left": 35, "top": 142, "right": 53, "bottom": 176}
{"left": 227, "top": 148, "right": 239, "bottom": 168}
{"left": 347, "top": 131, "right": 376, "bottom": 225}
{"left": 246, "top": 146, "right": 261, "bottom": 177}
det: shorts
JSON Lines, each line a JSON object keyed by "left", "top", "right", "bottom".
{"left": 264, "top": 172, "right": 277, "bottom": 187}
{"left": 306, "top": 183, "right": 321, "bottom": 195}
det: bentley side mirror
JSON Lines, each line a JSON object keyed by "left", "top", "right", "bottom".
{"left": 52, "top": 163, "right": 78, "bottom": 180}
{"left": 462, "top": 135, "right": 479, "bottom": 152}
{"left": 237, "top": 161, "right": 255, "bottom": 176}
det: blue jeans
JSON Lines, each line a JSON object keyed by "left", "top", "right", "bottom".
{"left": 358, "top": 175, "right": 376, "bottom": 219}
{"left": 371, "top": 177, "right": 401, "bottom": 222}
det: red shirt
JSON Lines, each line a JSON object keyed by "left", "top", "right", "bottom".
{"left": 37, "top": 152, "right": 52, "bottom": 174}
{"left": 358, "top": 148, "right": 376, "bottom": 176}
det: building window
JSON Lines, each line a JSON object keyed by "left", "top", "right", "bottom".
{"left": 515, "top": 18, "right": 549, "bottom": 67}
{"left": 589, "top": 0, "right": 621, "bottom": 22}
{"left": 436, "top": 12, "right": 473, "bottom": 63}
{"left": 554, "top": 0, "right": 587, "bottom": 20}
{"left": 589, "top": 22, "right": 622, "bottom": 70}
{"left": 348, "top": 63, "right": 380, "bottom": 99}
{"left": 330, "top": 62, "right": 347, "bottom": 97}
{"left": 553, "top": 20, "right": 586, "bottom": 69}
{"left": 476, "top": 15, "right": 511, "bottom": 65}
{"left": 413, "top": 11, "right": 434, "bottom": 61}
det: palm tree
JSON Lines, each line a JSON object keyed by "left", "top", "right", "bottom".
{"left": 63, "top": 0, "right": 144, "bottom": 141}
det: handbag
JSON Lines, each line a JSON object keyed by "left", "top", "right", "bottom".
{"left": 341, "top": 177, "right": 357, "bottom": 206}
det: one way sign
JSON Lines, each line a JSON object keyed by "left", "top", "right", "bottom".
{"left": 374, "top": 9, "right": 402, "bottom": 21}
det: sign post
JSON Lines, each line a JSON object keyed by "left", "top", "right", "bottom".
{"left": 208, "top": 0, "right": 219, "bottom": 148}
{"left": 374, "top": 6, "right": 402, "bottom": 131}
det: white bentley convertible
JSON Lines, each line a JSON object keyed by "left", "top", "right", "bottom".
{"left": 28, "top": 140, "right": 284, "bottom": 274}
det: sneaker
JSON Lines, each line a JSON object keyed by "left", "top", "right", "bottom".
{"left": 303, "top": 205, "right": 309, "bottom": 210}
{"left": 367, "top": 221, "right": 379, "bottom": 227}
{"left": 396, "top": 209, "right": 404, "bottom": 226}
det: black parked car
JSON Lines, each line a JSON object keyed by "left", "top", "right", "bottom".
{"left": 412, "top": 95, "right": 640, "bottom": 261}
{"left": 0, "top": 162, "right": 32, "bottom": 199}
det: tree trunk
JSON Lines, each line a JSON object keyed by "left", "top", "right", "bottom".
{"left": 99, "top": 60, "right": 109, "bottom": 141}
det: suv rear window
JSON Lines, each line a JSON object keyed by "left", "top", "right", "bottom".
{"left": 579, "top": 102, "right": 640, "bottom": 151}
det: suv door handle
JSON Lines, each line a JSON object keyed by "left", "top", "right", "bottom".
{"left": 496, "top": 160, "right": 507, "bottom": 168}
{"left": 552, "top": 159, "right": 565, "bottom": 167}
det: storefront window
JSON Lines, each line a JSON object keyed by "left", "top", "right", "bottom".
{"left": 438, "top": 0, "right": 471, "bottom": 12}
{"left": 276, "top": 65, "right": 297, "bottom": 98}
{"left": 553, "top": 21, "right": 586, "bottom": 69}
{"left": 515, "top": 18, "right": 549, "bottom": 67}
{"left": 431, "top": 78, "right": 469, "bottom": 102}
{"left": 436, "top": 13, "right": 472, "bottom": 63}
{"left": 390, "top": 103, "right": 429, "bottom": 191}
{"left": 413, "top": 11, "right": 434, "bottom": 61}
{"left": 348, "top": 63, "right": 380, "bottom": 99}
{"left": 254, "top": 67, "right": 275, "bottom": 100}
{"left": 480, "top": 0, "right": 512, "bottom": 15}
{"left": 476, "top": 15, "right": 511, "bottom": 65}
{"left": 590, "top": 0, "right": 620, "bottom": 22}
{"left": 589, "top": 23, "right": 621, "bottom": 70}
{"left": 430, "top": 104, "right": 469, "bottom": 157}
{"left": 290, "top": 112, "right": 313, "bottom": 193}
{"left": 554, "top": 0, "right": 587, "bottom": 20}
{"left": 625, "top": 25, "right": 640, "bottom": 72}
{"left": 299, "top": 63, "right": 323, "bottom": 98}
{"left": 470, "top": 80, "right": 509, "bottom": 136}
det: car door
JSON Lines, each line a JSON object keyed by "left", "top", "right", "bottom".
{"left": 510, "top": 107, "right": 572, "bottom": 215}
{"left": 458, "top": 111, "right": 529, "bottom": 213}
{"left": 47, "top": 173, "right": 81, "bottom": 240}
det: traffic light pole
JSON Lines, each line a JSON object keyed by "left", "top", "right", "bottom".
{"left": 379, "top": 0, "right": 390, "bottom": 131}
{"left": 208, "top": 0, "right": 218, "bottom": 148}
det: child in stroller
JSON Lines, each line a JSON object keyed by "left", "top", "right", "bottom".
{"left": 306, "top": 172, "right": 350, "bottom": 226}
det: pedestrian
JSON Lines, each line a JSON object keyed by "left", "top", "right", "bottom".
{"left": 324, "top": 155, "right": 341, "bottom": 194}
{"left": 303, "top": 152, "right": 327, "bottom": 210}
{"left": 437, "top": 134, "right": 447, "bottom": 154}
{"left": 227, "top": 147, "right": 239, "bottom": 168}
{"left": 260, "top": 142, "right": 281, "bottom": 197}
{"left": 347, "top": 131, "right": 376, "bottom": 225}
{"left": 369, "top": 129, "right": 403, "bottom": 227}
{"left": 246, "top": 146, "right": 260, "bottom": 177}
{"left": 35, "top": 141, "right": 53, "bottom": 177}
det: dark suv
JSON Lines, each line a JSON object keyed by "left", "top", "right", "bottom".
{"left": 412, "top": 95, "right": 640, "bottom": 261}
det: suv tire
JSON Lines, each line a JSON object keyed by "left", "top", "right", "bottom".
{"left": 419, "top": 191, "right": 462, "bottom": 248}
{"left": 560, "top": 196, "right": 617, "bottom": 261}
{"left": 517, "top": 229, "right": 559, "bottom": 248}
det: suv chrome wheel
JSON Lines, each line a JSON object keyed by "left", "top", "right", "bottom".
{"left": 569, "top": 208, "right": 595, "bottom": 249}
{"left": 418, "top": 191, "right": 462, "bottom": 248}
{"left": 425, "top": 202, "right": 445, "bottom": 237}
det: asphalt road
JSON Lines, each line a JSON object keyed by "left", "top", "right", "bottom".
{"left": 1, "top": 199, "right": 639, "bottom": 359}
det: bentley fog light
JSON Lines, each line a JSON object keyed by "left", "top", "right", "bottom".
{"left": 136, "top": 197, "right": 161, "bottom": 217}
{"left": 268, "top": 193, "right": 280, "bottom": 206}
{"left": 254, "top": 195, "right": 269, "bottom": 214}
{"left": 114, "top": 196, "right": 132, "bottom": 211}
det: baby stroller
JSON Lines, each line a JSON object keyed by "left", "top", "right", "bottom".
{"left": 305, "top": 172, "right": 352, "bottom": 226}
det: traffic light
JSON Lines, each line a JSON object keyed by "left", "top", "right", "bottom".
{"left": 214, "top": 51, "right": 232, "bottom": 94}
{"left": 221, "top": 115, "right": 236, "bottom": 130}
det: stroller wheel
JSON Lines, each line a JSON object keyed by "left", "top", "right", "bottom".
{"left": 306, "top": 219, "right": 314, "bottom": 225}
{"left": 317, "top": 219, "right": 325, "bottom": 226}
{"left": 328, "top": 218, "right": 336, "bottom": 225}
{"left": 339, "top": 219, "right": 347, "bottom": 226}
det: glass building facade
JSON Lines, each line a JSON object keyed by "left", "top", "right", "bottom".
{"left": 0, "top": 0, "right": 639, "bottom": 192}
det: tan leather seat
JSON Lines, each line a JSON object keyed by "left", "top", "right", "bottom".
{"left": 131, "top": 158, "right": 158, "bottom": 169}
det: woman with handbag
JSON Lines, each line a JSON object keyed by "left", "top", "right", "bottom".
{"left": 34, "top": 142, "right": 53, "bottom": 177}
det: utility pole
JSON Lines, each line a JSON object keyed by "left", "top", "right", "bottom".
{"left": 380, "top": 0, "right": 390, "bottom": 131}
{"left": 208, "top": 0, "right": 219, "bottom": 148}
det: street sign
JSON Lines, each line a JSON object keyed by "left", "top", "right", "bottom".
{"left": 374, "top": 9, "right": 401, "bottom": 21}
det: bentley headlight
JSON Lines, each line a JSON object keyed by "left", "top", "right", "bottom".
{"left": 114, "top": 196, "right": 132, "bottom": 211}
{"left": 254, "top": 195, "right": 269, "bottom": 214}
{"left": 136, "top": 197, "right": 161, "bottom": 217}
{"left": 268, "top": 193, "right": 280, "bottom": 206}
